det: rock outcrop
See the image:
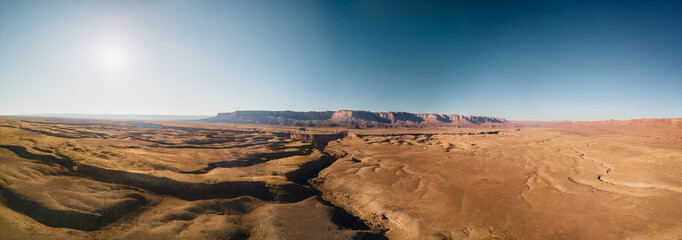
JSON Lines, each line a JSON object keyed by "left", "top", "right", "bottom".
{"left": 203, "top": 110, "right": 507, "bottom": 128}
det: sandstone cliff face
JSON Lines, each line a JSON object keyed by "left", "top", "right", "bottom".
{"left": 204, "top": 110, "right": 507, "bottom": 128}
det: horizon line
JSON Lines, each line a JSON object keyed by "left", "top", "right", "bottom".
{"left": 3, "top": 111, "right": 680, "bottom": 123}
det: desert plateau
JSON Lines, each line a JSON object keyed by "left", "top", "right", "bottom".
{"left": 0, "top": 111, "right": 680, "bottom": 239}
{"left": 2, "top": 1, "right": 682, "bottom": 239}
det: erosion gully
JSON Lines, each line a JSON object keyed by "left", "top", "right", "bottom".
{"left": 0, "top": 129, "right": 388, "bottom": 239}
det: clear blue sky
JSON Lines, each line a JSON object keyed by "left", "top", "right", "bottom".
{"left": 1, "top": 0, "right": 680, "bottom": 121}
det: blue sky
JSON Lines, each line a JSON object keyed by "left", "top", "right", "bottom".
{"left": 1, "top": 0, "right": 680, "bottom": 121}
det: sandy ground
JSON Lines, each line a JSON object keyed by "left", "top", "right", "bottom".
{"left": 0, "top": 117, "right": 680, "bottom": 239}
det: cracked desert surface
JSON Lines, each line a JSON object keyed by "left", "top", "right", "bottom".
{"left": 0, "top": 117, "right": 681, "bottom": 239}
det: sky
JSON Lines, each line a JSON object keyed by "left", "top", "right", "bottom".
{"left": 1, "top": 0, "right": 681, "bottom": 121}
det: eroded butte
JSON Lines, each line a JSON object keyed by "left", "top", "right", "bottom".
{"left": 0, "top": 117, "right": 681, "bottom": 239}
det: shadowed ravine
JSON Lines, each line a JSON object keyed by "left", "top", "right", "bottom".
{"left": 0, "top": 119, "right": 388, "bottom": 239}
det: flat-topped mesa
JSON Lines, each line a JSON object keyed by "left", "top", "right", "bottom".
{"left": 203, "top": 110, "right": 508, "bottom": 127}
{"left": 331, "top": 110, "right": 393, "bottom": 123}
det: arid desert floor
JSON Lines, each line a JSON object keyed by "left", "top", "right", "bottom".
{"left": 0, "top": 117, "right": 681, "bottom": 239}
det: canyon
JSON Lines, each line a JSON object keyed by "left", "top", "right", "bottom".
{"left": 0, "top": 114, "right": 681, "bottom": 239}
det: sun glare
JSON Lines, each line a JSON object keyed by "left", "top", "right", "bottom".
{"left": 97, "top": 42, "right": 130, "bottom": 72}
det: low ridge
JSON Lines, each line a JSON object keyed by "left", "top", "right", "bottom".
{"left": 202, "top": 110, "right": 507, "bottom": 128}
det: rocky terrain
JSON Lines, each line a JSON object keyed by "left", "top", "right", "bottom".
{"left": 0, "top": 116, "right": 681, "bottom": 239}
{"left": 202, "top": 110, "right": 508, "bottom": 128}
{"left": 314, "top": 122, "right": 682, "bottom": 239}
{"left": 0, "top": 117, "right": 382, "bottom": 239}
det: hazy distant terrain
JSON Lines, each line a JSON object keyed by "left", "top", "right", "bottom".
{"left": 0, "top": 115, "right": 680, "bottom": 239}
{"left": 15, "top": 114, "right": 212, "bottom": 121}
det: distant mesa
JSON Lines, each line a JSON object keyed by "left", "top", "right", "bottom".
{"left": 201, "top": 110, "right": 507, "bottom": 128}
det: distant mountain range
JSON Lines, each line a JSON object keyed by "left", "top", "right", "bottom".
{"left": 201, "top": 110, "right": 508, "bottom": 128}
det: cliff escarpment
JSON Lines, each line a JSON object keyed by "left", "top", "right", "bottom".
{"left": 203, "top": 110, "right": 507, "bottom": 128}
